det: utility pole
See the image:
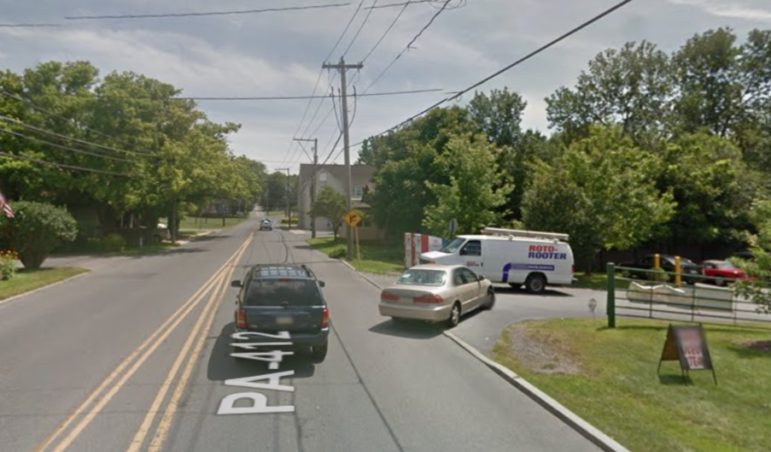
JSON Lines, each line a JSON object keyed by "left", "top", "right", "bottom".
{"left": 294, "top": 137, "right": 318, "bottom": 238}
{"left": 323, "top": 57, "right": 362, "bottom": 260}
{"left": 277, "top": 168, "right": 291, "bottom": 230}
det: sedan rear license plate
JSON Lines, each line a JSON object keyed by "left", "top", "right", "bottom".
{"left": 276, "top": 316, "right": 294, "bottom": 326}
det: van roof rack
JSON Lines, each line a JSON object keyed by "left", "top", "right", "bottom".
{"left": 481, "top": 227, "right": 569, "bottom": 241}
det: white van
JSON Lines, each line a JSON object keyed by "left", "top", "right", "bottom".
{"left": 419, "top": 228, "right": 574, "bottom": 293}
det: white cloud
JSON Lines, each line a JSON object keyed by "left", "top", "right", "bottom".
{"left": 668, "top": 0, "right": 771, "bottom": 22}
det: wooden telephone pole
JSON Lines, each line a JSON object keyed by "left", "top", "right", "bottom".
{"left": 322, "top": 57, "right": 362, "bottom": 260}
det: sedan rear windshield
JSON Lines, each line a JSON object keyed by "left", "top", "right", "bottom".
{"left": 245, "top": 279, "right": 323, "bottom": 306}
{"left": 397, "top": 269, "right": 446, "bottom": 286}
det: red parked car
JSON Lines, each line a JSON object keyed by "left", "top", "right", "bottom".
{"left": 701, "top": 260, "right": 748, "bottom": 286}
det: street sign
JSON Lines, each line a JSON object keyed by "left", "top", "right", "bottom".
{"left": 658, "top": 324, "right": 716, "bottom": 384}
{"left": 343, "top": 209, "right": 362, "bottom": 227}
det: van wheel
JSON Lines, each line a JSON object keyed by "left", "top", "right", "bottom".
{"left": 525, "top": 274, "right": 546, "bottom": 294}
{"left": 447, "top": 303, "right": 461, "bottom": 328}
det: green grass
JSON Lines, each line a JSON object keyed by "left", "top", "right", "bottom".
{"left": 307, "top": 237, "right": 404, "bottom": 274}
{"left": 573, "top": 272, "right": 630, "bottom": 290}
{"left": 492, "top": 318, "right": 771, "bottom": 451}
{"left": 0, "top": 267, "right": 89, "bottom": 300}
{"left": 175, "top": 216, "right": 247, "bottom": 231}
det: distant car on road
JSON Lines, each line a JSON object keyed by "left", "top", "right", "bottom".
{"left": 622, "top": 254, "right": 701, "bottom": 284}
{"left": 259, "top": 219, "right": 273, "bottom": 231}
{"left": 379, "top": 264, "right": 494, "bottom": 328}
{"left": 701, "top": 260, "right": 748, "bottom": 286}
{"left": 231, "top": 264, "right": 329, "bottom": 363}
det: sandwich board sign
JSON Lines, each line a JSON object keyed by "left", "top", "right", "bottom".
{"left": 657, "top": 324, "right": 717, "bottom": 384}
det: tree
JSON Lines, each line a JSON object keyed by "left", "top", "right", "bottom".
{"left": 311, "top": 186, "right": 346, "bottom": 239}
{"left": 734, "top": 200, "right": 771, "bottom": 313}
{"left": 672, "top": 28, "right": 743, "bottom": 137}
{"left": 364, "top": 107, "right": 476, "bottom": 237}
{"left": 655, "top": 132, "right": 756, "bottom": 248}
{"left": 546, "top": 41, "right": 672, "bottom": 144}
{"left": 522, "top": 126, "right": 675, "bottom": 271}
{"left": 468, "top": 88, "right": 526, "bottom": 147}
{"left": 422, "top": 133, "right": 512, "bottom": 236}
{"left": 0, "top": 201, "right": 77, "bottom": 269}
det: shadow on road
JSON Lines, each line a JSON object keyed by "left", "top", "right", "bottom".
{"left": 493, "top": 286, "right": 573, "bottom": 297}
{"left": 207, "top": 323, "right": 317, "bottom": 381}
{"left": 188, "top": 234, "right": 226, "bottom": 243}
{"left": 368, "top": 319, "right": 443, "bottom": 339}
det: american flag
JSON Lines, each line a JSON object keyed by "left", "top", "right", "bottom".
{"left": 0, "top": 193, "right": 13, "bottom": 219}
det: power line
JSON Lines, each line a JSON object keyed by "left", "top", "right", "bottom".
{"left": 281, "top": 1, "right": 364, "bottom": 166}
{"left": 359, "top": 0, "right": 635, "bottom": 144}
{"left": 364, "top": 0, "right": 435, "bottom": 8}
{"left": 65, "top": 2, "right": 352, "bottom": 20}
{"left": 360, "top": 0, "right": 410, "bottom": 63}
{"left": 0, "top": 90, "right": 153, "bottom": 157}
{"left": 364, "top": 0, "right": 452, "bottom": 93}
{"left": 0, "top": 152, "right": 131, "bottom": 177}
{"left": 0, "top": 114, "right": 151, "bottom": 158}
{"left": 0, "top": 128, "right": 131, "bottom": 162}
{"left": 183, "top": 88, "right": 442, "bottom": 101}
{"left": 342, "top": 1, "right": 378, "bottom": 58}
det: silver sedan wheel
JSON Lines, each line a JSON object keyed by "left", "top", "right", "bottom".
{"left": 448, "top": 303, "right": 461, "bottom": 328}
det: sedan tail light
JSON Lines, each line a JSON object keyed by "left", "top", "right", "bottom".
{"left": 381, "top": 292, "right": 399, "bottom": 302}
{"left": 320, "top": 306, "right": 330, "bottom": 329}
{"left": 413, "top": 294, "right": 443, "bottom": 304}
{"left": 236, "top": 308, "right": 247, "bottom": 329}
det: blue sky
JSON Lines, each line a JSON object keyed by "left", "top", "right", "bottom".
{"left": 1, "top": 0, "right": 770, "bottom": 172}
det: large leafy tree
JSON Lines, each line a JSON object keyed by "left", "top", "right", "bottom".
{"left": 363, "top": 107, "right": 475, "bottom": 236}
{"left": 522, "top": 126, "right": 675, "bottom": 271}
{"left": 311, "top": 186, "right": 347, "bottom": 239}
{"left": 546, "top": 41, "right": 672, "bottom": 144}
{"left": 656, "top": 132, "right": 756, "bottom": 248}
{"left": 422, "top": 133, "right": 512, "bottom": 236}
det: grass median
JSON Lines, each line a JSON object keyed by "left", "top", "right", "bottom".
{"left": 0, "top": 267, "right": 89, "bottom": 300}
{"left": 307, "top": 237, "right": 404, "bottom": 274}
{"left": 492, "top": 318, "right": 771, "bottom": 451}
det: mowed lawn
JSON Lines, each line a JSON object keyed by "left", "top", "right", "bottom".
{"left": 492, "top": 318, "right": 771, "bottom": 451}
{"left": 0, "top": 267, "right": 89, "bottom": 300}
{"left": 175, "top": 216, "right": 247, "bottom": 231}
{"left": 307, "top": 237, "right": 404, "bottom": 274}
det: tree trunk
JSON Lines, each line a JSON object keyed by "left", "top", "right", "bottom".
{"left": 170, "top": 199, "right": 178, "bottom": 244}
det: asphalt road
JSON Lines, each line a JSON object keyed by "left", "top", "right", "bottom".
{"left": 0, "top": 215, "right": 598, "bottom": 452}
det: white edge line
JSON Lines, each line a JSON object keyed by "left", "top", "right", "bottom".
{"left": 0, "top": 270, "right": 90, "bottom": 308}
{"left": 443, "top": 330, "right": 629, "bottom": 452}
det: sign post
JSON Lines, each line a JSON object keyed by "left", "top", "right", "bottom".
{"left": 658, "top": 324, "right": 717, "bottom": 384}
{"left": 342, "top": 209, "right": 362, "bottom": 260}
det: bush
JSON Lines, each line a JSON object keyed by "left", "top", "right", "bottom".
{"left": 0, "top": 201, "right": 77, "bottom": 269}
{"left": 328, "top": 247, "right": 346, "bottom": 259}
{"left": 101, "top": 233, "right": 126, "bottom": 252}
{"left": 0, "top": 250, "right": 17, "bottom": 280}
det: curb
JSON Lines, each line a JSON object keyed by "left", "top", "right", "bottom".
{"left": 337, "top": 259, "right": 384, "bottom": 291}
{"left": 332, "top": 252, "right": 626, "bottom": 450}
{"left": 0, "top": 270, "right": 91, "bottom": 308}
{"left": 443, "top": 330, "right": 628, "bottom": 452}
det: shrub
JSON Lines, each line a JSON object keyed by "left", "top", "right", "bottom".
{"left": 328, "top": 247, "right": 346, "bottom": 259}
{"left": 0, "top": 249, "right": 17, "bottom": 280}
{"left": 101, "top": 233, "right": 126, "bottom": 252}
{"left": 0, "top": 202, "right": 77, "bottom": 269}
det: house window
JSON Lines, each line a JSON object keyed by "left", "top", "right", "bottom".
{"left": 352, "top": 185, "right": 364, "bottom": 199}
{"left": 319, "top": 172, "right": 327, "bottom": 182}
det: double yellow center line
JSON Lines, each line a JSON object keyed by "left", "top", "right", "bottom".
{"left": 37, "top": 233, "right": 253, "bottom": 452}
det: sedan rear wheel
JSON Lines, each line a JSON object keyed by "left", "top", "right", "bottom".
{"left": 448, "top": 303, "right": 461, "bottom": 328}
{"left": 483, "top": 289, "right": 495, "bottom": 310}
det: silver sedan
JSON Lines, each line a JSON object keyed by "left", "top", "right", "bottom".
{"left": 378, "top": 264, "right": 494, "bottom": 327}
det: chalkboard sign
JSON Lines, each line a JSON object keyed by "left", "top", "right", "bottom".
{"left": 658, "top": 324, "right": 717, "bottom": 384}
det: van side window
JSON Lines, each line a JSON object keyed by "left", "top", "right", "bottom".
{"left": 460, "top": 240, "right": 481, "bottom": 256}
